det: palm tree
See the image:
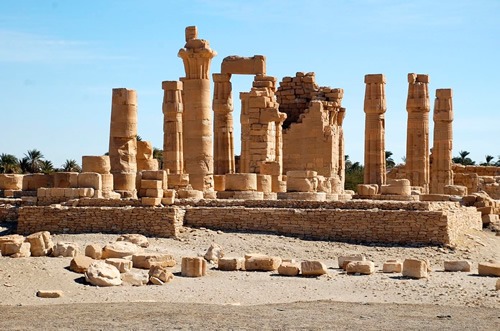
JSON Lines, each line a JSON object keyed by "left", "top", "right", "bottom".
{"left": 18, "top": 157, "right": 30, "bottom": 174}
{"left": 61, "top": 159, "right": 82, "bottom": 172}
{"left": 480, "top": 155, "right": 495, "bottom": 166}
{"left": 24, "top": 149, "right": 44, "bottom": 173}
{"left": 385, "top": 151, "right": 395, "bottom": 169}
{"left": 153, "top": 147, "right": 163, "bottom": 169}
{"left": 344, "top": 155, "right": 364, "bottom": 191}
{"left": 0, "top": 153, "right": 20, "bottom": 173}
{"left": 39, "top": 160, "right": 55, "bottom": 174}
{"left": 452, "top": 150, "right": 475, "bottom": 165}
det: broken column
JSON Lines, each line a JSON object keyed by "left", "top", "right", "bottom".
{"left": 363, "top": 74, "right": 387, "bottom": 187}
{"left": 213, "top": 73, "right": 235, "bottom": 175}
{"left": 430, "top": 89, "right": 454, "bottom": 194}
{"left": 406, "top": 73, "right": 430, "bottom": 193}
{"left": 137, "top": 141, "right": 159, "bottom": 172}
{"left": 108, "top": 88, "right": 138, "bottom": 198}
{"left": 162, "top": 80, "right": 184, "bottom": 175}
{"left": 178, "top": 26, "right": 217, "bottom": 191}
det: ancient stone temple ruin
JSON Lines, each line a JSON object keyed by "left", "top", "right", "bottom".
{"left": 0, "top": 25, "right": 488, "bottom": 246}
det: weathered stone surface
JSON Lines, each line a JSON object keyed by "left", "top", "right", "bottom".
{"left": 478, "top": 262, "right": 500, "bottom": 277}
{"left": 26, "top": 231, "right": 53, "bottom": 257}
{"left": 218, "top": 257, "right": 245, "bottom": 271}
{"left": 116, "top": 234, "right": 149, "bottom": 248}
{"left": 338, "top": 255, "right": 365, "bottom": 269}
{"left": 70, "top": 255, "right": 95, "bottom": 273}
{"left": 301, "top": 260, "right": 327, "bottom": 276}
{"left": 245, "top": 253, "right": 281, "bottom": 271}
{"left": 149, "top": 265, "right": 174, "bottom": 284}
{"left": 85, "top": 244, "right": 102, "bottom": 260}
{"left": 0, "top": 235, "right": 26, "bottom": 256}
{"left": 121, "top": 271, "right": 148, "bottom": 286}
{"left": 204, "top": 243, "right": 224, "bottom": 263}
{"left": 496, "top": 279, "right": 500, "bottom": 290}
{"left": 132, "top": 253, "right": 176, "bottom": 269}
{"left": 84, "top": 261, "right": 122, "bottom": 287}
{"left": 346, "top": 261, "right": 375, "bottom": 275}
{"left": 444, "top": 260, "right": 471, "bottom": 272}
{"left": 10, "top": 242, "right": 31, "bottom": 258}
{"left": 101, "top": 242, "right": 140, "bottom": 259}
{"left": 278, "top": 262, "right": 301, "bottom": 276}
{"left": 181, "top": 257, "right": 208, "bottom": 277}
{"left": 52, "top": 242, "right": 79, "bottom": 257}
{"left": 106, "top": 258, "right": 133, "bottom": 273}
{"left": 382, "top": 260, "right": 402, "bottom": 273}
{"left": 36, "top": 290, "right": 63, "bottom": 298}
{"left": 403, "top": 259, "right": 429, "bottom": 279}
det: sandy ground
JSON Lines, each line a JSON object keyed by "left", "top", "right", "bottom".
{"left": 0, "top": 224, "right": 499, "bottom": 330}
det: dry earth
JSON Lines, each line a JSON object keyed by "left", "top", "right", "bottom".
{"left": 0, "top": 223, "right": 499, "bottom": 330}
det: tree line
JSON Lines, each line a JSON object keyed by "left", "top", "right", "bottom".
{"left": 0, "top": 149, "right": 81, "bottom": 174}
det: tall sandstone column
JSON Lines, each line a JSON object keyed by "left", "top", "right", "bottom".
{"left": 213, "top": 73, "right": 235, "bottom": 175}
{"left": 109, "top": 88, "right": 137, "bottom": 197}
{"left": 406, "top": 73, "right": 430, "bottom": 192}
{"left": 430, "top": 89, "right": 453, "bottom": 193}
{"left": 162, "top": 80, "right": 184, "bottom": 175}
{"left": 363, "top": 74, "right": 387, "bottom": 187}
{"left": 178, "top": 26, "right": 217, "bottom": 191}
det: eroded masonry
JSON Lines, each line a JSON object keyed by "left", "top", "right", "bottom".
{"left": 2, "top": 25, "right": 495, "bottom": 246}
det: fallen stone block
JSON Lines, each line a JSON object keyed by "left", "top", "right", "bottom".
{"left": 478, "top": 262, "right": 500, "bottom": 277}
{"left": 218, "top": 257, "right": 245, "bottom": 271}
{"left": 402, "top": 259, "right": 428, "bottom": 279}
{"left": 0, "top": 234, "right": 25, "bottom": 256}
{"left": 36, "top": 290, "right": 64, "bottom": 298}
{"left": 245, "top": 253, "right": 281, "bottom": 271}
{"left": 116, "top": 234, "right": 149, "bottom": 248}
{"left": 121, "top": 271, "right": 149, "bottom": 286}
{"left": 338, "top": 254, "right": 365, "bottom": 269}
{"left": 52, "top": 242, "right": 79, "bottom": 257}
{"left": 84, "top": 261, "right": 122, "bottom": 287}
{"left": 132, "top": 253, "right": 176, "bottom": 269}
{"left": 278, "top": 262, "right": 301, "bottom": 276}
{"left": 346, "top": 261, "right": 375, "bottom": 275}
{"left": 106, "top": 258, "right": 133, "bottom": 273}
{"left": 204, "top": 243, "right": 224, "bottom": 263}
{"left": 382, "top": 260, "right": 402, "bottom": 273}
{"left": 181, "top": 257, "right": 208, "bottom": 277}
{"left": 101, "top": 242, "right": 140, "bottom": 259}
{"left": 149, "top": 265, "right": 174, "bottom": 284}
{"left": 444, "top": 260, "right": 471, "bottom": 272}
{"left": 85, "top": 244, "right": 102, "bottom": 259}
{"left": 10, "top": 242, "right": 31, "bottom": 258}
{"left": 70, "top": 255, "right": 95, "bottom": 273}
{"left": 26, "top": 231, "right": 53, "bottom": 257}
{"left": 301, "top": 261, "right": 328, "bottom": 276}
{"left": 496, "top": 279, "right": 500, "bottom": 290}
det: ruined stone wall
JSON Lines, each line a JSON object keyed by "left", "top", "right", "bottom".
{"left": 17, "top": 206, "right": 185, "bottom": 238}
{"left": 453, "top": 165, "right": 500, "bottom": 176}
{"left": 183, "top": 201, "right": 481, "bottom": 245}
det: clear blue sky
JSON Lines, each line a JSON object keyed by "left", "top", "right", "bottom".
{"left": 1, "top": 0, "right": 498, "bottom": 168}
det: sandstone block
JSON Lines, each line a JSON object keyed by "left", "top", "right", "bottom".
{"left": 381, "top": 179, "right": 411, "bottom": 196}
{"left": 161, "top": 196, "right": 175, "bottom": 205}
{"left": 403, "top": 259, "right": 428, "bottom": 279}
{"left": 10, "top": 242, "right": 31, "bottom": 258}
{"left": 22, "top": 173, "right": 53, "bottom": 190}
{"left": 382, "top": 260, "right": 403, "bottom": 273}
{"left": 204, "top": 243, "right": 224, "bottom": 263}
{"left": 36, "top": 290, "right": 63, "bottom": 298}
{"left": 478, "top": 262, "right": 500, "bottom": 277}
{"left": 121, "top": 271, "right": 148, "bottom": 286}
{"left": 113, "top": 173, "right": 136, "bottom": 192}
{"left": 116, "top": 234, "right": 149, "bottom": 248}
{"left": 181, "top": 256, "right": 208, "bottom": 277}
{"left": 225, "top": 173, "right": 257, "bottom": 191}
{"left": 221, "top": 55, "right": 266, "bottom": 75}
{"left": 338, "top": 255, "right": 366, "bottom": 269}
{"left": 52, "top": 242, "right": 79, "bottom": 257}
{"left": 218, "top": 257, "right": 245, "bottom": 271}
{"left": 82, "top": 155, "right": 111, "bottom": 174}
{"left": 145, "top": 188, "right": 163, "bottom": 198}
{"left": 177, "top": 189, "right": 203, "bottom": 199}
{"left": 213, "top": 175, "right": 225, "bottom": 191}
{"left": 0, "top": 174, "right": 23, "bottom": 190}
{"left": 101, "top": 242, "right": 141, "bottom": 259}
{"left": 301, "top": 261, "right": 328, "bottom": 276}
{"left": 141, "top": 180, "right": 162, "bottom": 189}
{"left": 132, "top": 253, "right": 176, "bottom": 269}
{"left": 85, "top": 244, "right": 102, "bottom": 259}
{"left": 444, "top": 260, "right": 471, "bottom": 272}
{"left": 26, "top": 231, "right": 53, "bottom": 257}
{"left": 245, "top": 253, "right": 282, "bottom": 271}
{"left": 496, "top": 279, "right": 500, "bottom": 290}
{"left": 85, "top": 261, "right": 122, "bottom": 287}
{"left": 168, "top": 174, "right": 189, "bottom": 188}
{"left": 444, "top": 185, "right": 467, "bottom": 196}
{"left": 357, "top": 184, "right": 378, "bottom": 196}
{"left": 260, "top": 162, "right": 281, "bottom": 176}
{"left": 286, "top": 177, "right": 317, "bottom": 192}
{"left": 101, "top": 173, "right": 114, "bottom": 192}
{"left": 53, "top": 172, "right": 79, "bottom": 188}
{"left": 346, "top": 261, "right": 375, "bottom": 275}
{"left": 0, "top": 235, "right": 26, "bottom": 256}
{"left": 141, "top": 197, "right": 162, "bottom": 206}
{"left": 106, "top": 258, "right": 133, "bottom": 273}
{"left": 77, "top": 172, "right": 102, "bottom": 190}
{"left": 278, "top": 262, "right": 301, "bottom": 276}
{"left": 70, "top": 255, "right": 95, "bottom": 273}
{"left": 257, "top": 174, "right": 272, "bottom": 193}
{"left": 149, "top": 265, "right": 175, "bottom": 284}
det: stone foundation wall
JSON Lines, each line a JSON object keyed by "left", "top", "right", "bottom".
{"left": 17, "top": 206, "right": 185, "bottom": 238}
{"left": 0, "top": 198, "right": 22, "bottom": 221}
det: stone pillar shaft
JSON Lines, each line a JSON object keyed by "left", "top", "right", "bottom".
{"left": 162, "top": 80, "right": 184, "bottom": 175}
{"left": 213, "top": 73, "right": 235, "bottom": 175}
{"left": 430, "top": 89, "right": 453, "bottom": 193}
{"left": 363, "top": 74, "right": 386, "bottom": 187}
{"left": 406, "top": 73, "right": 430, "bottom": 192}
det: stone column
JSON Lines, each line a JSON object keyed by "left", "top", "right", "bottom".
{"left": 337, "top": 107, "right": 346, "bottom": 191}
{"left": 213, "top": 73, "right": 235, "bottom": 175}
{"left": 239, "top": 92, "right": 250, "bottom": 174}
{"left": 406, "top": 73, "right": 431, "bottom": 192}
{"left": 178, "top": 26, "right": 217, "bottom": 191}
{"left": 363, "top": 74, "right": 387, "bottom": 187}
{"left": 162, "top": 80, "right": 184, "bottom": 175}
{"left": 430, "top": 89, "right": 453, "bottom": 193}
{"left": 108, "top": 88, "right": 137, "bottom": 197}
